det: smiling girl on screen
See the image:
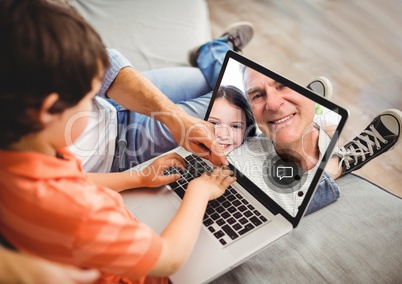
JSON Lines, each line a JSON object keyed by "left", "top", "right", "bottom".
{"left": 207, "top": 85, "right": 256, "bottom": 155}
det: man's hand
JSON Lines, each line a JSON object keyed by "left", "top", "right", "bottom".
{"left": 158, "top": 111, "right": 228, "bottom": 166}
{"left": 107, "top": 67, "right": 228, "bottom": 166}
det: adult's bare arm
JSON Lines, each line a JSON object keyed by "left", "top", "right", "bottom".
{"left": 106, "top": 67, "right": 228, "bottom": 165}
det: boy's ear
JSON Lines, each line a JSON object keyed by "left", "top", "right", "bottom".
{"left": 39, "top": 93, "right": 60, "bottom": 125}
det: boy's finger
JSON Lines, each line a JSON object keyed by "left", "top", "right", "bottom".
{"left": 159, "top": 173, "right": 181, "bottom": 185}
{"left": 163, "top": 153, "right": 187, "bottom": 167}
{"left": 211, "top": 171, "right": 232, "bottom": 185}
{"left": 159, "top": 158, "right": 186, "bottom": 172}
{"left": 221, "top": 169, "right": 233, "bottom": 176}
{"left": 221, "top": 176, "right": 237, "bottom": 188}
{"left": 212, "top": 167, "right": 233, "bottom": 176}
{"left": 174, "top": 163, "right": 185, "bottom": 171}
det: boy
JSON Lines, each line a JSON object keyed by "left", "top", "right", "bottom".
{"left": 0, "top": 1, "right": 236, "bottom": 283}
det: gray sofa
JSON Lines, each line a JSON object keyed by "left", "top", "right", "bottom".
{"left": 72, "top": 0, "right": 402, "bottom": 283}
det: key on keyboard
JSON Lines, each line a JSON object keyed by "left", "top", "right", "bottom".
{"left": 164, "top": 154, "right": 269, "bottom": 246}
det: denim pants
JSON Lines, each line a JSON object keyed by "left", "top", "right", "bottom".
{"left": 110, "top": 39, "right": 340, "bottom": 214}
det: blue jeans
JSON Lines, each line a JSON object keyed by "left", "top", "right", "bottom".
{"left": 305, "top": 172, "right": 340, "bottom": 215}
{"left": 197, "top": 38, "right": 231, "bottom": 89}
{"left": 110, "top": 39, "right": 339, "bottom": 214}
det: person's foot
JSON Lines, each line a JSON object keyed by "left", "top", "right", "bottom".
{"left": 306, "top": 76, "right": 333, "bottom": 100}
{"left": 189, "top": 21, "right": 254, "bottom": 67}
{"left": 223, "top": 21, "right": 254, "bottom": 52}
{"left": 336, "top": 109, "right": 402, "bottom": 176}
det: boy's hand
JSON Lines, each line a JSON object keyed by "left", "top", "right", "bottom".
{"left": 139, "top": 153, "right": 185, "bottom": 188}
{"left": 188, "top": 167, "right": 236, "bottom": 200}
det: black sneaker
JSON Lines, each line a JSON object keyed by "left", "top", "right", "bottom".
{"left": 337, "top": 109, "right": 402, "bottom": 176}
{"left": 188, "top": 21, "right": 254, "bottom": 67}
{"left": 306, "top": 76, "right": 333, "bottom": 101}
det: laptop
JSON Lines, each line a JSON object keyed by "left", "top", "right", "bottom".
{"left": 121, "top": 50, "right": 348, "bottom": 283}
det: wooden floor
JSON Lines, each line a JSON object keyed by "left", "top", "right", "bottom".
{"left": 206, "top": 0, "right": 402, "bottom": 197}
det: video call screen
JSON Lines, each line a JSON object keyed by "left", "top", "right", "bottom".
{"left": 206, "top": 58, "right": 343, "bottom": 217}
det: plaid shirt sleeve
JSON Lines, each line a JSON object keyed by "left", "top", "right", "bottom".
{"left": 98, "top": 48, "right": 133, "bottom": 98}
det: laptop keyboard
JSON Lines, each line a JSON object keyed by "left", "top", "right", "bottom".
{"left": 163, "top": 154, "right": 269, "bottom": 246}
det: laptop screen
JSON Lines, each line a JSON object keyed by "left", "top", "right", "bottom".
{"left": 204, "top": 51, "right": 348, "bottom": 224}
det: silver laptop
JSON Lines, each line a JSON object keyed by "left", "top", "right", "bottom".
{"left": 121, "top": 51, "right": 348, "bottom": 283}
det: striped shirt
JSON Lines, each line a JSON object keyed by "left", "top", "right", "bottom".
{"left": 69, "top": 48, "right": 132, "bottom": 173}
{"left": 0, "top": 148, "right": 167, "bottom": 284}
{"left": 228, "top": 118, "right": 332, "bottom": 217}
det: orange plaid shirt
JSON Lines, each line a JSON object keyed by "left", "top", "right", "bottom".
{"left": 0, "top": 148, "right": 167, "bottom": 284}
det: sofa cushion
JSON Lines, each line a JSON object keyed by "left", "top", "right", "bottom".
{"left": 71, "top": 0, "right": 211, "bottom": 71}
{"left": 211, "top": 174, "right": 402, "bottom": 283}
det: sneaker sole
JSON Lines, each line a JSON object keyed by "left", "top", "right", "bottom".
{"left": 378, "top": 108, "right": 402, "bottom": 151}
{"left": 307, "top": 76, "right": 333, "bottom": 100}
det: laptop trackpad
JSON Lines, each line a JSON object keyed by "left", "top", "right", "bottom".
{"left": 132, "top": 195, "right": 178, "bottom": 235}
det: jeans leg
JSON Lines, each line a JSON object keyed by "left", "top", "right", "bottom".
{"left": 197, "top": 38, "right": 231, "bottom": 89}
{"left": 142, "top": 67, "right": 211, "bottom": 103}
{"left": 110, "top": 92, "right": 213, "bottom": 172}
{"left": 142, "top": 39, "right": 230, "bottom": 97}
{"left": 305, "top": 172, "right": 340, "bottom": 215}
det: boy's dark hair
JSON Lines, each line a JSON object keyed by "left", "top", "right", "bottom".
{"left": 216, "top": 85, "right": 256, "bottom": 137}
{"left": 0, "top": 0, "right": 110, "bottom": 148}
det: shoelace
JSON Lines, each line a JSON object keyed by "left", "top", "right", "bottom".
{"left": 337, "top": 124, "right": 388, "bottom": 169}
{"left": 227, "top": 34, "right": 242, "bottom": 52}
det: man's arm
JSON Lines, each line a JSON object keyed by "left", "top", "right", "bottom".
{"left": 103, "top": 50, "right": 227, "bottom": 166}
